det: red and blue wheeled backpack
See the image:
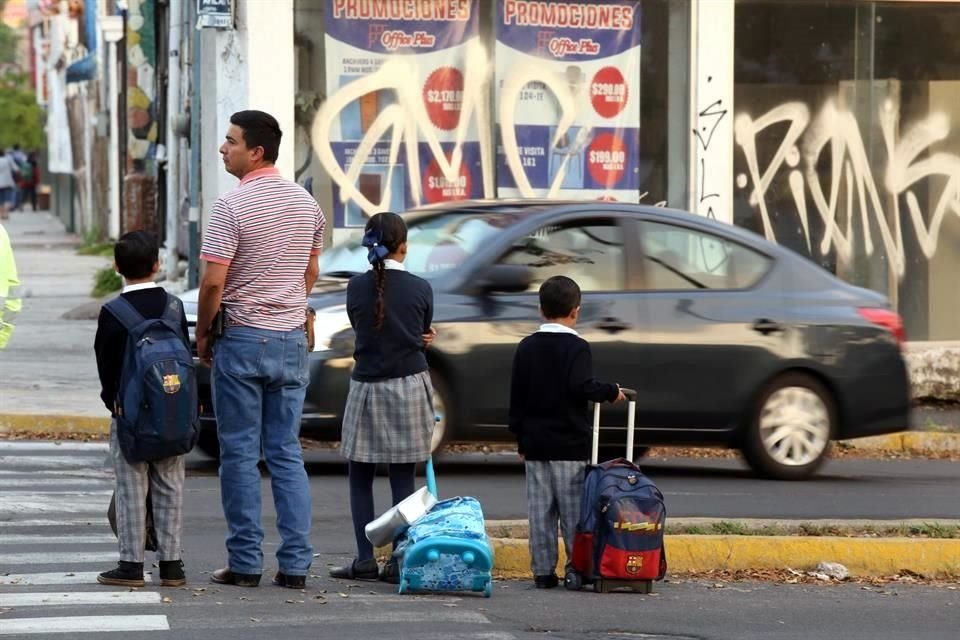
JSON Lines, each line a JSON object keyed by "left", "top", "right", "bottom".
{"left": 569, "top": 458, "right": 667, "bottom": 592}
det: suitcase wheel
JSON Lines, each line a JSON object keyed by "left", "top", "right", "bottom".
{"left": 483, "top": 581, "right": 492, "bottom": 598}
{"left": 564, "top": 571, "right": 582, "bottom": 591}
{"left": 398, "top": 578, "right": 408, "bottom": 595}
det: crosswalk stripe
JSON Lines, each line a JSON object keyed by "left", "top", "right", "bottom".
{"left": 0, "top": 572, "right": 102, "bottom": 585}
{"left": 0, "top": 615, "right": 170, "bottom": 635}
{"left": 0, "top": 456, "right": 108, "bottom": 470}
{"left": 0, "top": 496, "right": 108, "bottom": 515}
{"left": 0, "top": 591, "right": 162, "bottom": 607}
{"left": 0, "top": 442, "right": 109, "bottom": 452}
{"left": 0, "top": 478, "right": 111, "bottom": 488}
{"left": 0, "top": 469, "right": 112, "bottom": 479}
{"left": 0, "top": 519, "right": 107, "bottom": 528}
{"left": 0, "top": 551, "right": 117, "bottom": 564}
{"left": 2, "top": 490, "right": 113, "bottom": 496}
{"left": 0, "top": 533, "right": 116, "bottom": 545}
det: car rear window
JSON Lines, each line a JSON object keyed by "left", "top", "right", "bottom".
{"left": 639, "top": 221, "right": 771, "bottom": 290}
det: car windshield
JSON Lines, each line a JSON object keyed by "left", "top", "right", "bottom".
{"left": 320, "top": 210, "right": 526, "bottom": 279}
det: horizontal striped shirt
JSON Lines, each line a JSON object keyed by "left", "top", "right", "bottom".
{"left": 200, "top": 167, "right": 325, "bottom": 331}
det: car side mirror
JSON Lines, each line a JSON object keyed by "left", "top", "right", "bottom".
{"left": 473, "top": 264, "right": 533, "bottom": 294}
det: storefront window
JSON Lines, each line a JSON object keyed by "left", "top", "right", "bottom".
{"left": 734, "top": 0, "right": 960, "bottom": 339}
{"left": 292, "top": 0, "right": 690, "bottom": 240}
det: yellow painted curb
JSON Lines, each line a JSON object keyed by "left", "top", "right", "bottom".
{"left": 844, "top": 431, "right": 960, "bottom": 453}
{"left": 491, "top": 535, "right": 960, "bottom": 579}
{"left": 0, "top": 414, "right": 110, "bottom": 435}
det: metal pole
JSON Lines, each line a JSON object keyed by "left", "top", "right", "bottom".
{"left": 102, "top": 19, "right": 123, "bottom": 240}
{"left": 165, "top": 0, "right": 184, "bottom": 286}
{"left": 187, "top": 0, "right": 202, "bottom": 290}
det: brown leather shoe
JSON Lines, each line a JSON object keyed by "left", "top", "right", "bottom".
{"left": 272, "top": 571, "right": 306, "bottom": 589}
{"left": 210, "top": 567, "right": 260, "bottom": 587}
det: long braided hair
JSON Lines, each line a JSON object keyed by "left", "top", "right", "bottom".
{"left": 361, "top": 212, "right": 408, "bottom": 332}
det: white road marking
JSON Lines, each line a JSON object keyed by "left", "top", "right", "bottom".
{"left": 0, "top": 533, "right": 116, "bottom": 545}
{"left": 0, "top": 551, "right": 117, "bottom": 564}
{"left": 0, "top": 478, "right": 111, "bottom": 488}
{"left": 0, "top": 571, "right": 101, "bottom": 585}
{"left": 0, "top": 591, "right": 162, "bottom": 607}
{"left": 0, "top": 442, "right": 109, "bottom": 452}
{"left": 0, "top": 615, "right": 169, "bottom": 635}
{"left": 0, "top": 494, "right": 109, "bottom": 515}
{"left": 0, "top": 456, "right": 108, "bottom": 470}
{"left": 0, "top": 518, "right": 107, "bottom": 528}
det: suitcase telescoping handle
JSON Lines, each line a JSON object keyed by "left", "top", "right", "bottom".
{"left": 591, "top": 387, "right": 638, "bottom": 465}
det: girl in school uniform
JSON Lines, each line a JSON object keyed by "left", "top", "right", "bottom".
{"left": 329, "top": 211, "right": 437, "bottom": 582}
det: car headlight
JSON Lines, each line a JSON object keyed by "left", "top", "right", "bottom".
{"left": 313, "top": 304, "right": 352, "bottom": 352}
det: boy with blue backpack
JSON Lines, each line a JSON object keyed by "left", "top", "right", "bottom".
{"left": 94, "top": 231, "right": 197, "bottom": 587}
{"left": 508, "top": 276, "right": 625, "bottom": 588}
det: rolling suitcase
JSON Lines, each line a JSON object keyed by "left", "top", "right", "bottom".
{"left": 394, "top": 459, "right": 495, "bottom": 597}
{"left": 568, "top": 388, "right": 667, "bottom": 593}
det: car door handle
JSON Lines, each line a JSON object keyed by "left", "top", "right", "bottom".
{"left": 595, "top": 317, "right": 631, "bottom": 334}
{"left": 752, "top": 318, "right": 783, "bottom": 335}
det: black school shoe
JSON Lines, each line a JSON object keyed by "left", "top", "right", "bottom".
{"left": 329, "top": 558, "right": 379, "bottom": 581}
{"left": 159, "top": 560, "right": 186, "bottom": 587}
{"left": 379, "top": 558, "right": 400, "bottom": 585}
{"left": 534, "top": 574, "right": 559, "bottom": 589}
{"left": 272, "top": 571, "right": 306, "bottom": 589}
{"left": 98, "top": 561, "right": 145, "bottom": 587}
{"left": 210, "top": 567, "right": 261, "bottom": 587}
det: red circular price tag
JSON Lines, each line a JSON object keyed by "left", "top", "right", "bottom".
{"left": 423, "top": 67, "right": 464, "bottom": 131}
{"left": 587, "top": 133, "right": 627, "bottom": 187}
{"left": 591, "top": 66, "right": 628, "bottom": 119}
{"left": 423, "top": 157, "right": 472, "bottom": 203}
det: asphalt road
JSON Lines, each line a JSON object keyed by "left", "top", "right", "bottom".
{"left": 1, "top": 442, "right": 959, "bottom": 640}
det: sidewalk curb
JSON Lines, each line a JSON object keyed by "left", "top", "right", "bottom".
{"left": 0, "top": 414, "right": 110, "bottom": 434}
{"left": 841, "top": 432, "right": 960, "bottom": 453}
{"left": 490, "top": 535, "right": 960, "bottom": 579}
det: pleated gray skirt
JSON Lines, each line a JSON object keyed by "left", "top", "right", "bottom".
{"left": 340, "top": 370, "right": 436, "bottom": 464}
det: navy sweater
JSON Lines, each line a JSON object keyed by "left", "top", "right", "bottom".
{"left": 508, "top": 332, "right": 620, "bottom": 460}
{"left": 347, "top": 269, "right": 433, "bottom": 381}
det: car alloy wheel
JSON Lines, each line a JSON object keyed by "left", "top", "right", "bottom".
{"left": 759, "top": 386, "right": 830, "bottom": 467}
{"left": 743, "top": 373, "right": 834, "bottom": 480}
{"left": 429, "top": 371, "right": 451, "bottom": 454}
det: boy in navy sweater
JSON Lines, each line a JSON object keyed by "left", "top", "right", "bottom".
{"left": 508, "top": 275, "right": 624, "bottom": 589}
{"left": 94, "top": 231, "right": 189, "bottom": 588}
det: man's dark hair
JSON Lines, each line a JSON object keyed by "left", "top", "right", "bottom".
{"left": 114, "top": 231, "right": 159, "bottom": 280}
{"left": 230, "top": 110, "right": 282, "bottom": 163}
{"left": 539, "top": 276, "right": 581, "bottom": 319}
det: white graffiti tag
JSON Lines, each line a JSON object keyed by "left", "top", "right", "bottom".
{"left": 311, "top": 40, "right": 494, "bottom": 217}
{"left": 734, "top": 99, "right": 960, "bottom": 279}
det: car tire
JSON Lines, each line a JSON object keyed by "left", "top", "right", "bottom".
{"left": 196, "top": 426, "right": 221, "bottom": 461}
{"left": 430, "top": 371, "right": 453, "bottom": 455}
{"left": 742, "top": 372, "right": 835, "bottom": 480}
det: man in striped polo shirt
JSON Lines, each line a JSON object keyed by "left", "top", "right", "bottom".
{"left": 196, "top": 110, "right": 324, "bottom": 590}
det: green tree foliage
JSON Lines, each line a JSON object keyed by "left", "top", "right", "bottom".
{"left": 0, "top": 2, "right": 44, "bottom": 151}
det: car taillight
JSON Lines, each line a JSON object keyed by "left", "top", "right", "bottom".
{"left": 858, "top": 307, "right": 906, "bottom": 348}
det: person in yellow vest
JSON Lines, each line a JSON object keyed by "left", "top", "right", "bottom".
{"left": 0, "top": 222, "right": 22, "bottom": 349}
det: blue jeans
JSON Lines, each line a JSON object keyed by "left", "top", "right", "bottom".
{"left": 212, "top": 325, "right": 313, "bottom": 576}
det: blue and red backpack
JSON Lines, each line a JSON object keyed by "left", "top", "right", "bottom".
{"left": 571, "top": 459, "right": 667, "bottom": 582}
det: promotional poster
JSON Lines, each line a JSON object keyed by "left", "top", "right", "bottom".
{"left": 495, "top": 0, "right": 642, "bottom": 201}
{"left": 324, "top": 0, "right": 483, "bottom": 228}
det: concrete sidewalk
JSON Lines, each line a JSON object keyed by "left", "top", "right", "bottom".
{"left": 0, "top": 211, "right": 109, "bottom": 420}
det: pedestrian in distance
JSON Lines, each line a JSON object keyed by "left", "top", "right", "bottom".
{"left": 94, "top": 231, "right": 190, "bottom": 588}
{"left": 508, "top": 275, "right": 625, "bottom": 589}
{"left": 0, "top": 150, "right": 18, "bottom": 220}
{"left": 329, "top": 211, "right": 438, "bottom": 583}
{"left": 196, "top": 110, "right": 325, "bottom": 589}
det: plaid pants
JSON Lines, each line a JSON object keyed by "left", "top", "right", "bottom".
{"left": 110, "top": 419, "right": 185, "bottom": 563}
{"left": 524, "top": 460, "right": 587, "bottom": 576}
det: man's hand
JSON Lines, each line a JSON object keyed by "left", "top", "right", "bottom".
{"left": 422, "top": 326, "right": 438, "bottom": 348}
{"left": 612, "top": 386, "right": 627, "bottom": 403}
{"left": 196, "top": 332, "right": 212, "bottom": 367}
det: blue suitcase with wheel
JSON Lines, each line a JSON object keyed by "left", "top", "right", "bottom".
{"left": 394, "top": 460, "right": 494, "bottom": 597}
